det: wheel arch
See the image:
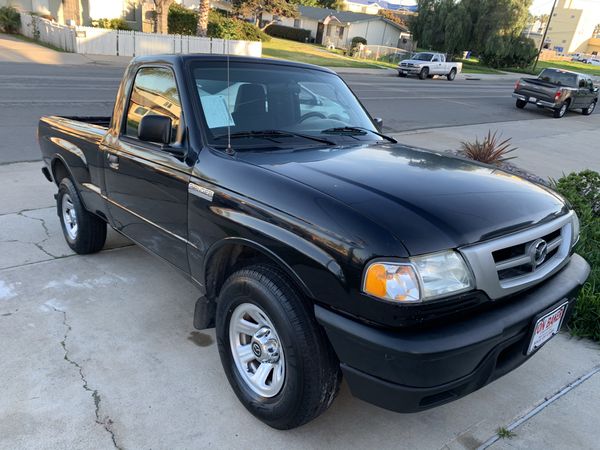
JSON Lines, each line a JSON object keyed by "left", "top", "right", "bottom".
{"left": 51, "top": 154, "right": 75, "bottom": 185}
{"left": 202, "top": 237, "right": 316, "bottom": 303}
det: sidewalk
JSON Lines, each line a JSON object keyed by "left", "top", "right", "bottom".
{"left": 391, "top": 113, "right": 600, "bottom": 180}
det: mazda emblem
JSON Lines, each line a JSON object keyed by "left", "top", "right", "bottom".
{"left": 530, "top": 239, "right": 548, "bottom": 269}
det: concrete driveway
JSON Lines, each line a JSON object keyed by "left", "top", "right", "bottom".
{"left": 1, "top": 163, "right": 599, "bottom": 450}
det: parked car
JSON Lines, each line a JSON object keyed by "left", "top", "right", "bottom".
{"left": 39, "top": 55, "right": 589, "bottom": 429}
{"left": 397, "top": 52, "right": 461, "bottom": 80}
{"left": 513, "top": 68, "right": 598, "bottom": 118}
{"left": 587, "top": 58, "right": 600, "bottom": 66}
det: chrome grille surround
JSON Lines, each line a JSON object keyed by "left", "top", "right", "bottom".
{"left": 459, "top": 211, "right": 574, "bottom": 300}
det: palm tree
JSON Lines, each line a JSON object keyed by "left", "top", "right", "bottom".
{"left": 153, "top": 0, "right": 175, "bottom": 34}
{"left": 197, "top": 0, "right": 210, "bottom": 37}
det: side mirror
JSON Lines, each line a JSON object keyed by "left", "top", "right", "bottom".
{"left": 138, "top": 115, "right": 172, "bottom": 145}
{"left": 373, "top": 117, "right": 383, "bottom": 131}
{"left": 593, "top": 87, "right": 599, "bottom": 93}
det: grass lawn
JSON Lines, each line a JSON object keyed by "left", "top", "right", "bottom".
{"left": 507, "top": 60, "right": 600, "bottom": 77}
{"left": 262, "top": 38, "right": 387, "bottom": 69}
{"left": 456, "top": 58, "right": 502, "bottom": 74}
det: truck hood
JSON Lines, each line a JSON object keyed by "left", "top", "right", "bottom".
{"left": 400, "top": 59, "right": 427, "bottom": 65}
{"left": 238, "top": 143, "right": 567, "bottom": 255}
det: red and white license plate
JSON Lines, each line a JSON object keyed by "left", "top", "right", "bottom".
{"left": 527, "top": 302, "right": 568, "bottom": 355}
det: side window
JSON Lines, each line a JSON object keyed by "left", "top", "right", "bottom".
{"left": 432, "top": 55, "right": 440, "bottom": 62}
{"left": 125, "top": 67, "right": 181, "bottom": 143}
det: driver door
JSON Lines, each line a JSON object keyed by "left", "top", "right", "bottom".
{"left": 103, "top": 66, "right": 193, "bottom": 272}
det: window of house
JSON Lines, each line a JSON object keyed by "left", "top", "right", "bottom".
{"left": 326, "top": 25, "right": 331, "bottom": 37}
{"left": 124, "top": 0, "right": 136, "bottom": 22}
{"left": 294, "top": 19, "right": 301, "bottom": 28}
{"left": 125, "top": 67, "right": 181, "bottom": 143}
{"left": 338, "top": 26, "right": 344, "bottom": 38}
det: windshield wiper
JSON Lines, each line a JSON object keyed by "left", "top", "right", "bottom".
{"left": 214, "top": 130, "right": 336, "bottom": 147}
{"left": 321, "top": 126, "right": 397, "bottom": 143}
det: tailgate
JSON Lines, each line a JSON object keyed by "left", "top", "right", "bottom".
{"left": 517, "top": 79, "right": 558, "bottom": 102}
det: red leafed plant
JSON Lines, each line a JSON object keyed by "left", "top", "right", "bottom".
{"left": 460, "top": 131, "right": 517, "bottom": 165}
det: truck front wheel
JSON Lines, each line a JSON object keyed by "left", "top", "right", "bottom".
{"left": 418, "top": 67, "right": 429, "bottom": 80}
{"left": 215, "top": 264, "right": 341, "bottom": 429}
{"left": 57, "top": 178, "right": 107, "bottom": 254}
{"left": 582, "top": 100, "right": 596, "bottom": 115}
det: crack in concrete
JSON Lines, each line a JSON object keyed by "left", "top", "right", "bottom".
{"left": 50, "top": 305, "right": 123, "bottom": 450}
{"left": 4, "top": 209, "right": 61, "bottom": 260}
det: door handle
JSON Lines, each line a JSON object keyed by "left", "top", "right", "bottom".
{"left": 107, "top": 153, "right": 119, "bottom": 170}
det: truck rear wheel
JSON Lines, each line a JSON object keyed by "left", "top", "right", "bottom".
{"left": 215, "top": 264, "right": 341, "bottom": 429}
{"left": 516, "top": 99, "right": 527, "bottom": 109}
{"left": 447, "top": 68, "right": 457, "bottom": 81}
{"left": 553, "top": 100, "right": 569, "bottom": 118}
{"left": 57, "top": 178, "right": 107, "bottom": 254}
{"left": 418, "top": 67, "right": 429, "bottom": 80}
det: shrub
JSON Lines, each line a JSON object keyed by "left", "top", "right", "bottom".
{"left": 351, "top": 36, "right": 367, "bottom": 48}
{"left": 554, "top": 171, "right": 600, "bottom": 341}
{"left": 0, "top": 6, "right": 21, "bottom": 34}
{"left": 460, "top": 131, "right": 517, "bottom": 165}
{"left": 264, "top": 24, "right": 310, "bottom": 42}
{"left": 207, "top": 11, "right": 270, "bottom": 42}
{"left": 479, "top": 35, "right": 537, "bottom": 69}
{"left": 168, "top": 3, "right": 197, "bottom": 35}
{"left": 94, "top": 18, "right": 131, "bottom": 30}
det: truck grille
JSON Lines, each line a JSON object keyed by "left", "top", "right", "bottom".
{"left": 460, "top": 212, "right": 574, "bottom": 300}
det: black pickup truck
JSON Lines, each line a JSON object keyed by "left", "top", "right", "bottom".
{"left": 38, "top": 55, "right": 590, "bottom": 429}
{"left": 513, "top": 68, "right": 598, "bottom": 118}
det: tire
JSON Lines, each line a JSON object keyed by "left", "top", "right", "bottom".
{"left": 582, "top": 100, "right": 596, "bottom": 116}
{"left": 516, "top": 99, "right": 527, "bottom": 109}
{"left": 447, "top": 68, "right": 457, "bottom": 81}
{"left": 57, "top": 178, "right": 107, "bottom": 254}
{"left": 215, "top": 264, "right": 341, "bottom": 429}
{"left": 553, "top": 100, "right": 570, "bottom": 118}
{"left": 418, "top": 67, "right": 429, "bottom": 80}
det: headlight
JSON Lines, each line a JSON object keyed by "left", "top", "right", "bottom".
{"left": 362, "top": 251, "right": 474, "bottom": 303}
{"left": 571, "top": 212, "right": 580, "bottom": 248}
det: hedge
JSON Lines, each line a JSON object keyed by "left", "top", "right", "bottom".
{"left": 264, "top": 24, "right": 310, "bottom": 43}
{"left": 168, "top": 6, "right": 269, "bottom": 42}
{"left": 168, "top": 3, "right": 196, "bottom": 35}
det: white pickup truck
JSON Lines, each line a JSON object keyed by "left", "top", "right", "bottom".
{"left": 397, "top": 52, "right": 462, "bottom": 81}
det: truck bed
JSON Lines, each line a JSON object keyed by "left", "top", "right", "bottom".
{"left": 57, "top": 116, "right": 112, "bottom": 128}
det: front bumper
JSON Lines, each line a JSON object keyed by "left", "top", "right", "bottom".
{"left": 512, "top": 92, "right": 557, "bottom": 108}
{"left": 398, "top": 66, "right": 422, "bottom": 74}
{"left": 316, "top": 254, "right": 590, "bottom": 413}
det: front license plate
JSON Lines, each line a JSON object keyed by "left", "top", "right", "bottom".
{"left": 529, "top": 97, "right": 537, "bottom": 103}
{"left": 527, "top": 302, "right": 568, "bottom": 354}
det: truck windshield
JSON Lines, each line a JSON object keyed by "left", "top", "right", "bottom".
{"left": 412, "top": 53, "right": 434, "bottom": 61}
{"left": 190, "top": 61, "right": 379, "bottom": 148}
{"left": 538, "top": 69, "right": 578, "bottom": 87}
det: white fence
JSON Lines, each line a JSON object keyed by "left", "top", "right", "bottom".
{"left": 19, "top": 13, "right": 262, "bottom": 58}
{"left": 20, "top": 13, "right": 76, "bottom": 52}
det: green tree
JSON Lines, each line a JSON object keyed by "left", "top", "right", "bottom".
{"left": 233, "top": 0, "right": 298, "bottom": 29}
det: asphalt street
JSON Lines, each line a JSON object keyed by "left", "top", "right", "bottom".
{"left": 1, "top": 60, "right": 585, "bottom": 164}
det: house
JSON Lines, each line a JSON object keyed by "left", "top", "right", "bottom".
{"left": 265, "top": 6, "right": 411, "bottom": 49}
{"left": 342, "top": 0, "right": 418, "bottom": 15}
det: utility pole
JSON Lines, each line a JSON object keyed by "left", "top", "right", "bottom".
{"left": 532, "top": 0, "right": 558, "bottom": 72}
